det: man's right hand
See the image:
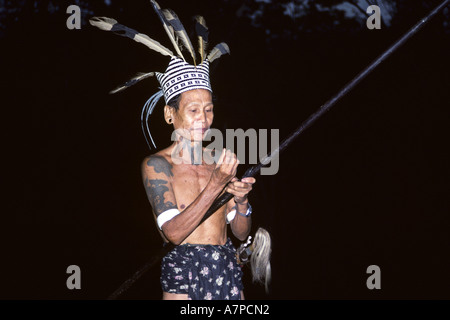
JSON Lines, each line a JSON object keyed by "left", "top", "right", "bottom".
{"left": 210, "top": 149, "right": 239, "bottom": 187}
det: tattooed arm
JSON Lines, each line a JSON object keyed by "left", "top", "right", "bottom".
{"left": 141, "top": 149, "right": 239, "bottom": 245}
{"left": 142, "top": 155, "right": 178, "bottom": 216}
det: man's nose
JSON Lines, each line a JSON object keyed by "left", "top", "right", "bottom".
{"left": 198, "top": 110, "right": 207, "bottom": 123}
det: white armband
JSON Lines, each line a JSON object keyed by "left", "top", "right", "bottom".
{"left": 226, "top": 209, "right": 236, "bottom": 224}
{"left": 227, "top": 203, "right": 253, "bottom": 224}
{"left": 157, "top": 208, "right": 180, "bottom": 230}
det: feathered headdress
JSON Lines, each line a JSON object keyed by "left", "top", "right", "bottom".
{"left": 89, "top": 0, "right": 230, "bottom": 149}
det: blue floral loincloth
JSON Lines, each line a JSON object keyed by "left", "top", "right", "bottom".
{"left": 160, "top": 238, "right": 244, "bottom": 300}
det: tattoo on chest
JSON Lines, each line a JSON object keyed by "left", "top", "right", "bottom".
{"left": 146, "top": 155, "right": 173, "bottom": 177}
{"left": 144, "top": 178, "right": 177, "bottom": 215}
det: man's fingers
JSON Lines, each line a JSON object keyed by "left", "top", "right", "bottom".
{"left": 220, "top": 150, "right": 239, "bottom": 172}
{"left": 241, "top": 177, "right": 256, "bottom": 184}
{"left": 214, "top": 150, "right": 241, "bottom": 185}
{"left": 225, "top": 149, "right": 237, "bottom": 165}
{"left": 226, "top": 186, "right": 246, "bottom": 196}
{"left": 232, "top": 181, "right": 248, "bottom": 188}
{"left": 223, "top": 149, "right": 230, "bottom": 163}
{"left": 218, "top": 149, "right": 238, "bottom": 165}
{"left": 216, "top": 148, "right": 226, "bottom": 165}
{"left": 232, "top": 158, "right": 239, "bottom": 174}
{"left": 230, "top": 178, "right": 255, "bottom": 189}
{"left": 228, "top": 178, "right": 255, "bottom": 188}
{"left": 228, "top": 181, "right": 253, "bottom": 193}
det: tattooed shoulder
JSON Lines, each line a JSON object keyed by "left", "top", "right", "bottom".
{"left": 146, "top": 155, "right": 174, "bottom": 178}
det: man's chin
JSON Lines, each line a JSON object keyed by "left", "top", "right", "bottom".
{"left": 192, "top": 129, "right": 211, "bottom": 141}
{"left": 179, "top": 134, "right": 204, "bottom": 144}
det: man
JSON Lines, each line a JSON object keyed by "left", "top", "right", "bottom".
{"left": 141, "top": 88, "right": 256, "bottom": 300}
{"left": 90, "top": 0, "right": 255, "bottom": 300}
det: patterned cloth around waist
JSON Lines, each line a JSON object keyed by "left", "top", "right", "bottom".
{"left": 161, "top": 238, "right": 243, "bottom": 300}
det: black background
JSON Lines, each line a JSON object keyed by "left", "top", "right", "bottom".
{"left": 2, "top": 0, "right": 449, "bottom": 300}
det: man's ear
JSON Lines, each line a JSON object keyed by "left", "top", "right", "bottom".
{"left": 164, "top": 105, "right": 174, "bottom": 125}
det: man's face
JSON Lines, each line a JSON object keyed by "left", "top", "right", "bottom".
{"left": 172, "top": 89, "right": 214, "bottom": 142}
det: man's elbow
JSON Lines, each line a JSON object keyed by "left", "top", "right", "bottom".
{"left": 232, "top": 228, "right": 251, "bottom": 242}
{"left": 161, "top": 223, "right": 183, "bottom": 246}
{"left": 235, "top": 234, "right": 248, "bottom": 242}
{"left": 164, "top": 233, "right": 183, "bottom": 246}
{"left": 231, "top": 219, "right": 251, "bottom": 241}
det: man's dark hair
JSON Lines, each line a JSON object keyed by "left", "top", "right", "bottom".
{"left": 167, "top": 93, "right": 182, "bottom": 111}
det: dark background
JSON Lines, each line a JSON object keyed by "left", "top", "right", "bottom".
{"left": 1, "top": 0, "right": 449, "bottom": 300}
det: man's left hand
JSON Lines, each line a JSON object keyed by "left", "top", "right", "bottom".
{"left": 225, "top": 177, "right": 256, "bottom": 204}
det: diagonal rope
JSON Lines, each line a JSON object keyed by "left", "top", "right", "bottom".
{"left": 107, "top": 0, "right": 449, "bottom": 300}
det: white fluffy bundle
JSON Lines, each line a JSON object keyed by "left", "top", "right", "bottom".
{"left": 250, "top": 227, "right": 272, "bottom": 293}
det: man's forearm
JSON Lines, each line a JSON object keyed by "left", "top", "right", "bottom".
{"left": 230, "top": 201, "right": 252, "bottom": 241}
{"left": 162, "top": 181, "right": 223, "bottom": 245}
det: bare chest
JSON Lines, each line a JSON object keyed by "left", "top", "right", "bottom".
{"left": 171, "top": 164, "right": 215, "bottom": 209}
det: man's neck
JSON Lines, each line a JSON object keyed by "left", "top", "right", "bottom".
{"left": 172, "top": 140, "right": 203, "bottom": 165}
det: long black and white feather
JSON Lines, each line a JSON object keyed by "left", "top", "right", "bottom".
{"left": 207, "top": 42, "right": 230, "bottom": 63}
{"left": 89, "top": 17, "right": 174, "bottom": 57}
{"left": 162, "top": 8, "right": 197, "bottom": 65}
{"left": 109, "top": 72, "right": 155, "bottom": 94}
{"left": 194, "top": 15, "right": 209, "bottom": 62}
{"left": 150, "top": 0, "right": 185, "bottom": 60}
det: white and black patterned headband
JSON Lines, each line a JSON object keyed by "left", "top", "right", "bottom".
{"left": 89, "top": 0, "right": 230, "bottom": 149}
{"left": 156, "top": 57, "right": 211, "bottom": 104}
